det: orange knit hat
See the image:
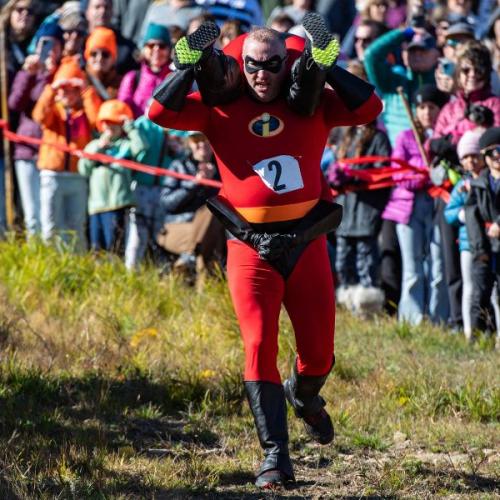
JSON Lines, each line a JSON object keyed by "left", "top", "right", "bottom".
{"left": 52, "top": 56, "right": 85, "bottom": 88}
{"left": 96, "top": 100, "right": 134, "bottom": 132}
{"left": 85, "top": 27, "right": 118, "bottom": 62}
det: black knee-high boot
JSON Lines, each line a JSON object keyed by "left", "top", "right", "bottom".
{"left": 245, "top": 381, "right": 295, "bottom": 488}
{"left": 284, "top": 358, "right": 334, "bottom": 445}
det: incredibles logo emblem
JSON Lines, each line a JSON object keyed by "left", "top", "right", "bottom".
{"left": 248, "top": 113, "right": 284, "bottom": 138}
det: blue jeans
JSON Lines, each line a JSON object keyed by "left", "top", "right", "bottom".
{"left": 335, "top": 235, "right": 378, "bottom": 287}
{"left": 396, "top": 192, "right": 449, "bottom": 325}
{"left": 15, "top": 159, "right": 40, "bottom": 235}
{"left": 40, "top": 171, "right": 88, "bottom": 252}
{"left": 0, "top": 157, "right": 6, "bottom": 236}
{"left": 89, "top": 209, "right": 126, "bottom": 251}
{"left": 125, "top": 184, "right": 165, "bottom": 269}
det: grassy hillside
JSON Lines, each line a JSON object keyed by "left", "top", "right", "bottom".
{"left": 0, "top": 238, "right": 498, "bottom": 498}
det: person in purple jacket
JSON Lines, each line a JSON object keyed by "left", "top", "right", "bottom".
{"left": 8, "top": 22, "right": 64, "bottom": 236}
{"left": 382, "top": 84, "right": 450, "bottom": 325}
{"left": 117, "top": 23, "right": 172, "bottom": 118}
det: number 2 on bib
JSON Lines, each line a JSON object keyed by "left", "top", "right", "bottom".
{"left": 252, "top": 155, "right": 304, "bottom": 194}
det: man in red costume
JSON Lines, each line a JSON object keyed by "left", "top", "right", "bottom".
{"left": 148, "top": 15, "right": 382, "bottom": 489}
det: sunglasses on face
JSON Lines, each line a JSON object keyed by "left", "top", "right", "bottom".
{"left": 90, "top": 50, "right": 111, "bottom": 59}
{"left": 145, "top": 42, "right": 169, "bottom": 50}
{"left": 460, "top": 65, "right": 484, "bottom": 76}
{"left": 244, "top": 55, "right": 287, "bottom": 74}
{"left": 484, "top": 146, "right": 500, "bottom": 159}
{"left": 355, "top": 37, "right": 374, "bottom": 48}
{"left": 14, "top": 6, "right": 34, "bottom": 15}
{"left": 64, "top": 29, "right": 85, "bottom": 37}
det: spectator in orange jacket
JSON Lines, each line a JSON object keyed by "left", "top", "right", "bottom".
{"left": 33, "top": 56, "right": 102, "bottom": 252}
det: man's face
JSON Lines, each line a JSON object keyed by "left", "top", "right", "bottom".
{"left": 404, "top": 47, "right": 439, "bottom": 73}
{"left": 242, "top": 39, "right": 287, "bottom": 103}
{"left": 56, "top": 85, "right": 81, "bottom": 108}
{"left": 86, "top": 0, "right": 112, "bottom": 28}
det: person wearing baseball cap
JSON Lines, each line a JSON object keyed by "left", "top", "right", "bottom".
{"left": 464, "top": 126, "right": 500, "bottom": 338}
{"left": 78, "top": 100, "right": 146, "bottom": 252}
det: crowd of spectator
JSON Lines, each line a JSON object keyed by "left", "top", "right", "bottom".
{"left": 0, "top": 0, "right": 499, "bottom": 342}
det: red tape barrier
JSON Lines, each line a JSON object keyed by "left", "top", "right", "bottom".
{"left": 0, "top": 120, "right": 451, "bottom": 201}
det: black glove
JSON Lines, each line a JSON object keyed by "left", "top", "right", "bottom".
{"left": 429, "top": 134, "right": 459, "bottom": 165}
{"left": 248, "top": 232, "right": 296, "bottom": 261}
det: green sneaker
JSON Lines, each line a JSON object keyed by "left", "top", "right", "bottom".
{"left": 173, "top": 21, "right": 220, "bottom": 70}
{"left": 302, "top": 12, "right": 340, "bottom": 70}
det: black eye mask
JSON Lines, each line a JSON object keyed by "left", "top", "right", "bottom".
{"left": 244, "top": 55, "right": 287, "bottom": 74}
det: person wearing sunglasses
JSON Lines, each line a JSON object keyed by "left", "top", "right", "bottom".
{"left": 464, "top": 127, "right": 500, "bottom": 344}
{"left": 148, "top": 15, "right": 381, "bottom": 489}
{"left": 434, "top": 41, "right": 500, "bottom": 146}
{"left": 6, "top": 0, "right": 37, "bottom": 78}
{"left": 118, "top": 23, "right": 172, "bottom": 118}
{"left": 84, "top": 27, "right": 122, "bottom": 101}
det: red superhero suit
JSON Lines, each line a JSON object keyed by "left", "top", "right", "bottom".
{"left": 149, "top": 75, "right": 381, "bottom": 383}
{"left": 148, "top": 24, "right": 382, "bottom": 486}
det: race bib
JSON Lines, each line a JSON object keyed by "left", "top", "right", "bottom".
{"left": 252, "top": 155, "right": 304, "bottom": 194}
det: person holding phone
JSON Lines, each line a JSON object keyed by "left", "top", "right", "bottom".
{"left": 32, "top": 57, "right": 102, "bottom": 252}
{"left": 8, "top": 22, "right": 64, "bottom": 237}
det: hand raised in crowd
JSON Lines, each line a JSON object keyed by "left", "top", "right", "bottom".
{"left": 487, "top": 222, "right": 500, "bottom": 239}
{"left": 22, "top": 54, "right": 42, "bottom": 75}
{"left": 98, "top": 128, "right": 114, "bottom": 149}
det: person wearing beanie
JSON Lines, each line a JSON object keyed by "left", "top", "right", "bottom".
{"left": 85, "top": 0, "right": 138, "bottom": 74}
{"left": 59, "top": 1, "right": 88, "bottom": 58}
{"left": 78, "top": 100, "right": 147, "bottom": 252}
{"left": 382, "top": 84, "right": 450, "bottom": 326}
{"left": 32, "top": 57, "right": 102, "bottom": 253}
{"left": 117, "top": 23, "right": 172, "bottom": 118}
{"left": 445, "top": 129, "right": 492, "bottom": 340}
{"left": 84, "top": 27, "right": 122, "bottom": 100}
{"left": 464, "top": 126, "right": 500, "bottom": 342}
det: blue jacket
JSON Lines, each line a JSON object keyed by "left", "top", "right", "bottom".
{"left": 444, "top": 179, "right": 470, "bottom": 252}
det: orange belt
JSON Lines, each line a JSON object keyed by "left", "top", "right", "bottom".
{"left": 235, "top": 199, "right": 318, "bottom": 223}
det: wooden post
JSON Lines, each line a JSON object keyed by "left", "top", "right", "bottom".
{"left": 0, "top": 0, "right": 18, "bottom": 229}
{"left": 396, "top": 86, "right": 430, "bottom": 167}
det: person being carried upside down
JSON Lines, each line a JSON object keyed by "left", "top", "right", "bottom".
{"left": 147, "top": 13, "right": 382, "bottom": 489}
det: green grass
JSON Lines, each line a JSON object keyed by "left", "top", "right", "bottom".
{"left": 0, "top": 238, "right": 498, "bottom": 498}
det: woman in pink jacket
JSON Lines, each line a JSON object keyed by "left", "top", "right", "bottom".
{"left": 434, "top": 41, "right": 500, "bottom": 145}
{"left": 118, "top": 23, "right": 172, "bottom": 118}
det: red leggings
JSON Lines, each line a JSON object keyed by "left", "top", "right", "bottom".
{"left": 227, "top": 236, "right": 335, "bottom": 383}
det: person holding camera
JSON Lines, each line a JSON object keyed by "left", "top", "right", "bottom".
{"left": 364, "top": 24, "right": 440, "bottom": 145}
{"left": 32, "top": 57, "right": 102, "bottom": 252}
{"left": 8, "top": 22, "right": 64, "bottom": 237}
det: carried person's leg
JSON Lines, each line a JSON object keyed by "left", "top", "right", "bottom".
{"left": 283, "top": 236, "right": 335, "bottom": 445}
{"left": 226, "top": 239, "right": 294, "bottom": 488}
{"left": 173, "top": 22, "right": 242, "bottom": 106}
{"left": 287, "top": 12, "right": 340, "bottom": 116}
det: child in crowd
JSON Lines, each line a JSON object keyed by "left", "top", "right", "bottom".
{"left": 32, "top": 56, "right": 101, "bottom": 252}
{"left": 382, "top": 84, "right": 450, "bottom": 325}
{"left": 327, "top": 62, "right": 391, "bottom": 315}
{"left": 124, "top": 115, "right": 184, "bottom": 270}
{"left": 465, "top": 127, "right": 500, "bottom": 345}
{"left": 444, "top": 130, "right": 500, "bottom": 340}
{"left": 78, "top": 100, "right": 146, "bottom": 252}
